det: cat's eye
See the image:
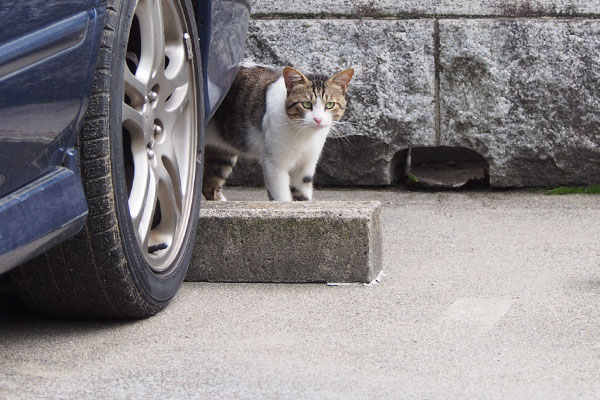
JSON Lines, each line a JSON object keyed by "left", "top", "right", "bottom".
{"left": 325, "top": 102, "right": 335, "bottom": 109}
{"left": 301, "top": 101, "right": 312, "bottom": 109}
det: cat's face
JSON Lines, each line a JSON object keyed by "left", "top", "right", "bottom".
{"left": 283, "top": 67, "right": 354, "bottom": 129}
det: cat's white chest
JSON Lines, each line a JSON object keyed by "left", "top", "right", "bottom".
{"left": 262, "top": 78, "right": 329, "bottom": 170}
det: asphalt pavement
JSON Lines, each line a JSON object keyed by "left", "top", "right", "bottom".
{"left": 1, "top": 187, "right": 599, "bottom": 399}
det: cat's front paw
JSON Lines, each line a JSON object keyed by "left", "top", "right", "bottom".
{"left": 266, "top": 189, "right": 294, "bottom": 201}
{"left": 203, "top": 188, "right": 228, "bottom": 201}
{"left": 214, "top": 191, "right": 227, "bottom": 201}
{"left": 291, "top": 187, "right": 310, "bottom": 201}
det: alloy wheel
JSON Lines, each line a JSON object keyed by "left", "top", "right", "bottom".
{"left": 121, "top": 0, "right": 197, "bottom": 272}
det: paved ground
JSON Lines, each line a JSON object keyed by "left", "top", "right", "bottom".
{"left": 1, "top": 187, "right": 600, "bottom": 399}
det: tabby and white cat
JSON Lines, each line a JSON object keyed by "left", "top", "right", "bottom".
{"left": 203, "top": 64, "right": 354, "bottom": 201}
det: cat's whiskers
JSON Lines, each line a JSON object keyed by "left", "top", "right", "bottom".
{"left": 274, "top": 120, "right": 303, "bottom": 127}
{"left": 269, "top": 119, "right": 308, "bottom": 140}
{"left": 333, "top": 119, "right": 360, "bottom": 125}
{"left": 328, "top": 125, "right": 354, "bottom": 147}
{"left": 331, "top": 119, "right": 360, "bottom": 129}
{"left": 293, "top": 122, "right": 312, "bottom": 140}
{"left": 329, "top": 121, "right": 352, "bottom": 137}
{"left": 331, "top": 121, "right": 360, "bottom": 141}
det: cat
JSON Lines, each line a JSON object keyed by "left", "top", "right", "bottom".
{"left": 202, "top": 64, "right": 354, "bottom": 201}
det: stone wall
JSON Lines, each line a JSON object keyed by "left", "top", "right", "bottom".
{"left": 229, "top": 1, "right": 600, "bottom": 187}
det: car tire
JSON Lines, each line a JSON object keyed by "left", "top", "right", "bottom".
{"left": 10, "top": 0, "right": 204, "bottom": 318}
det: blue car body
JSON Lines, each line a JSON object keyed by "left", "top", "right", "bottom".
{"left": 0, "top": 0, "right": 250, "bottom": 273}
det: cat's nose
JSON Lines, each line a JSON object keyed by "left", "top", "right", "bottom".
{"left": 314, "top": 117, "right": 323, "bottom": 125}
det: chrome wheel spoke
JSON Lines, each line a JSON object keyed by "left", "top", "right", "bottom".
{"left": 158, "top": 84, "right": 193, "bottom": 198}
{"left": 157, "top": 137, "right": 183, "bottom": 211}
{"left": 122, "top": 103, "right": 146, "bottom": 139}
{"left": 135, "top": 0, "right": 165, "bottom": 83}
{"left": 149, "top": 0, "right": 166, "bottom": 79}
{"left": 124, "top": 67, "right": 147, "bottom": 107}
{"left": 158, "top": 84, "right": 188, "bottom": 134}
{"left": 162, "top": 51, "right": 190, "bottom": 95}
{"left": 156, "top": 159, "right": 182, "bottom": 240}
{"left": 129, "top": 162, "right": 158, "bottom": 249}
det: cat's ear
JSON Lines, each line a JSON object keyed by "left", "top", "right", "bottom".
{"left": 328, "top": 68, "right": 354, "bottom": 93}
{"left": 283, "top": 67, "right": 309, "bottom": 91}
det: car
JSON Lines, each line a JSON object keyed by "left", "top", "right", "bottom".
{"left": 0, "top": 0, "right": 250, "bottom": 317}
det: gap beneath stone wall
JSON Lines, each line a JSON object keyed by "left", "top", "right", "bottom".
{"left": 392, "top": 146, "right": 489, "bottom": 190}
{"left": 226, "top": 146, "right": 489, "bottom": 191}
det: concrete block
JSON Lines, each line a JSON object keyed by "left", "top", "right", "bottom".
{"left": 439, "top": 19, "right": 600, "bottom": 187}
{"left": 187, "top": 201, "right": 383, "bottom": 283}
